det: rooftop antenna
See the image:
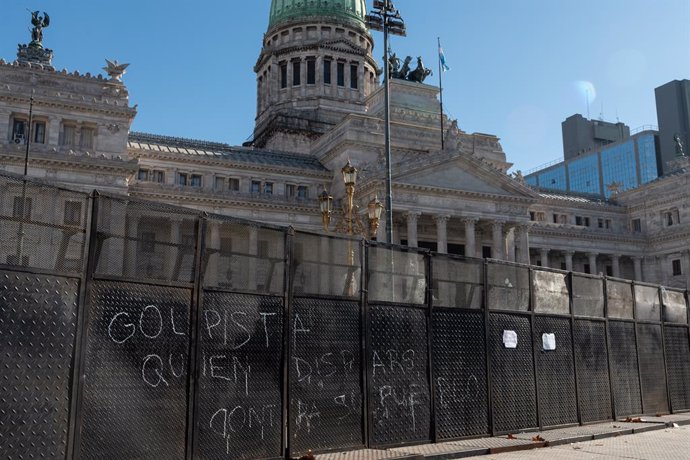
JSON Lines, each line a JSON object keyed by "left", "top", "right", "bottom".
{"left": 599, "top": 100, "right": 604, "bottom": 121}
{"left": 586, "top": 88, "right": 591, "bottom": 119}
{"left": 616, "top": 107, "right": 620, "bottom": 123}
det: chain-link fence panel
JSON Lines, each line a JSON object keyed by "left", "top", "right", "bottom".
{"left": 664, "top": 325, "right": 690, "bottom": 412}
{"left": 292, "top": 232, "right": 360, "bottom": 299}
{"left": 573, "top": 319, "right": 612, "bottom": 423}
{"left": 432, "top": 309, "right": 488, "bottom": 439}
{"left": 533, "top": 316, "right": 578, "bottom": 427}
{"left": 487, "top": 262, "right": 529, "bottom": 311}
{"left": 636, "top": 323, "right": 669, "bottom": 414}
{"left": 488, "top": 313, "right": 537, "bottom": 434}
{"left": 194, "top": 292, "right": 283, "bottom": 460}
{"left": 204, "top": 219, "right": 285, "bottom": 295}
{"left": 572, "top": 275, "right": 604, "bottom": 318}
{"left": 662, "top": 289, "right": 687, "bottom": 324}
{"left": 369, "top": 304, "right": 430, "bottom": 446}
{"left": 0, "top": 270, "right": 79, "bottom": 459}
{"left": 368, "top": 246, "right": 426, "bottom": 305}
{"left": 78, "top": 281, "right": 192, "bottom": 459}
{"left": 0, "top": 172, "right": 88, "bottom": 273}
{"left": 532, "top": 270, "right": 570, "bottom": 315}
{"left": 607, "top": 320, "right": 642, "bottom": 417}
{"left": 93, "top": 195, "right": 201, "bottom": 283}
{"left": 288, "top": 297, "right": 363, "bottom": 455}
{"left": 432, "top": 257, "right": 483, "bottom": 309}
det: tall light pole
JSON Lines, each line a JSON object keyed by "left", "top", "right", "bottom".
{"left": 366, "top": 0, "right": 406, "bottom": 244}
{"left": 15, "top": 90, "right": 35, "bottom": 263}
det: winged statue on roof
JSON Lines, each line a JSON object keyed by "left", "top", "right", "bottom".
{"left": 103, "top": 59, "right": 130, "bottom": 81}
{"left": 30, "top": 11, "right": 50, "bottom": 46}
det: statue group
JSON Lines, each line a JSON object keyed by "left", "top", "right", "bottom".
{"left": 29, "top": 11, "right": 50, "bottom": 47}
{"left": 388, "top": 53, "right": 433, "bottom": 83}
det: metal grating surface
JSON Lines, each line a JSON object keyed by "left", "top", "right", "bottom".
{"left": 489, "top": 313, "right": 537, "bottom": 433}
{"left": 573, "top": 320, "right": 612, "bottom": 423}
{"left": 289, "top": 297, "right": 363, "bottom": 455}
{"left": 369, "top": 304, "right": 431, "bottom": 446}
{"left": 79, "top": 281, "right": 191, "bottom": 459}
{"left": 664, "top": 325, "right": 690, "bottom": 412}
{"left": 432, "top": 309, "right": 489, "bottom": 439}
{"left": 607, "top": 320, "right": 642, "bottom": 417}
{"left": 636, "top": 323, "right": 669, "bottom": 414}
{"left": 533, "top": 316, "right": 578, "bottom": 427}
{"left": 195, "top": 292, "right": 283, "bottom": 460}
{"left": 0, "top": 271, "right": 79, "bottom": 459}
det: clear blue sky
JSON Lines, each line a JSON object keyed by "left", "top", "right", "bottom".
{"left": 2, "top": 1, "right": 688, "bottom": 172}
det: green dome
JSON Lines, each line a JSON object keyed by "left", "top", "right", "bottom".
{"left": 268, "top": 0, "right": 368, "bottom": 30}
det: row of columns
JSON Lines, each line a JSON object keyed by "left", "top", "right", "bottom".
{"left": 401, "top": 211, "right": 531, "bottom": 264}
{"left": 538, "top": 248, "right": 643, "bottom": 281}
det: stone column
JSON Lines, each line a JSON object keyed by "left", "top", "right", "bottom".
{"left": 475, "top": 228, "right": 484, "bottom": 258}
{"left": 515, "top": 224, "right": 530, "bottom": 265}
{"left": 491, "top": 220, "right": 504, "bottom": 260}
{"left": 587, "top": 253, "right": 598, "bottom": 275}
{"left": 564, "top": 250, "right": 575, "bottom": 272}
{"left": 462, "top": 218, "right": 477, "bottom": 258}
{"left": 48, "top": 116, "right": 61, "bottom": 146}
{"left": 125, "top": 215, "right": 139, "bottom": 276}
{"left": 206, "top": 222, "right": 221, "bottom": 286}
{"left": 611, "top": 254, "right": 621, "bottom": 278}
{"left": 248, "top": 225, "right": 258, "bottom": 290}
{"left": 167, "top": 217, "right": 183, "bottom": 280}
{"left": 376, "top": 210, "right": 386, "bottom": 242}
{"left": 632, "top": 256, "right": 643, "bottom": 282}
{"left": 405, "top": 211, "right": 421, "bottom": 248}
{"left": 540, "top": 248, "right": 549, "bottom": 268}
{"left": 434, "top": 215, "right": 449, "bottom": 254}
{"left": 504, "top": 226, "right": 516, "bottom": 262}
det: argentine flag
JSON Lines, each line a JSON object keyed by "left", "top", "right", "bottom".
{"left": 439, "top": 45, "right": 451, "bottom": 72}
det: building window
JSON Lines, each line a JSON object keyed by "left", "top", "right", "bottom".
{"left": 190, "top": 174, "right": 202, "bottom": 187}
{"left": 214, "top": 177, "right": 225, "bottom": 190}
{"left": 280, "top": 62, "right": 287, "bottom": 88}
{"left": 228, "top": 178, "right": 240, "bottom": 191}
{"left": 631, "top": 218, "right": 641, "bottom": 233}
{"left": 575, "top": 216, "right": 584, "bottom": 226}
{"left": 598, "top": 218, "right": 604, "bottom": 228}
{"left": 178, "top": 173, "right": 188, "bottom": 186}
{"left": 292, "top": 61, "right": 301, "bottom": 86}
{"left": 251, "top": 180, "right": 261, "bottom": 194}
{"left": 11, "top": 118, "right": 26, "bottom": 143}
{"left": 140, "top": 231, "right": 156, "bottom": 254}
{"left": 553, "top": 213, "right": 568, "bottom": 224}
{"left": 323, "top": 59, "right": 332, "bottom": 84}
{"left": 337, "top": 62, "right": 345, "bottom": 87}
{"left": 12, "top": 196, "right": 32, "bottom": 219}
{"left": 672, "top": 259, "right": 682, "bottom": 276}
{"left": 151, "top": 170, "right": 165, "bottom": 183}
{"left": 64, "top": 201, "right": 82, "bottom": 226}
{"left": 137, "top": 169, "right": 149, "bottom": 181}
{"left": 61, "top": 124, "right": 77, "bottom": 146}
{"left": 258, "top": 240, "right": 269, "bottom": 258}
{"left": 286, "top": 184, "right": 296, "bottom": 198}
{"left": 297, "top": 185, "right": 308, "bottom": 199}
{"left": 307, "top": 59, "right": 316, "bottom": 85}
{"left": 605, "top": 219, "right": 612, "bottom": 229}
{"left": 263, "top": 182, "right": 273, "bottom": 195}
{"left": 33, "top": 121, "right": 46, "bottom": 144}
{"left": 663, "top": 209, "right": 680, "bottom": 227}
{"left": 81, "top": 126, "right": 95, "bottom": 149}
{"left": 350, "top": 64, "right": 358, "bottom": 89}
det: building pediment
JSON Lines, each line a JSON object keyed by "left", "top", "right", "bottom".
{"left": 391, "top": 151, "right": 538, "bottom": 201}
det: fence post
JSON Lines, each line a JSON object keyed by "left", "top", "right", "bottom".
{"left": 568, "top": 272, "right": 583, "bottom": 426}
{"left": 69, "top": 190, "right": 100, "bottom": 460}
{"left": 484, "top": 259, "right": 494, "bottom": 435}
{"left": 426, "top": 253, "right": 436, "bottom": 442}
{"left": 359, "top": 238, "right": 369, "bottom": 447}
{"left": 282, "top": 226, "right": 294, "bottom": 459}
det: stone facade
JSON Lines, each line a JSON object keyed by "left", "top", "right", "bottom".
{"left": 0, "top": 6, "right": 688, "bottom": 290}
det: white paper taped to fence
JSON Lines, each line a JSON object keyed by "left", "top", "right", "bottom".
{"left": 503, "top": 330, "right": 518, "bottom": 348}
{"left": 542, "top": 333, "right": 556, "bottom": 351}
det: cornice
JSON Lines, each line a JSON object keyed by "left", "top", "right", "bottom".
{"left": 0, "top": 149, "right": 136, "bottom": 173}
{"left": 530, "top": 224, "right": 647, "bottom": 244}
{"left": 393, "top": 182, "right": 536, "bottom": 204}
{"left": 0, "top": 92, "right": 136, "bottom": 119}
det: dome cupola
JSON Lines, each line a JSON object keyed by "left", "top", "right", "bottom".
{"left": 268, "top": 0, "right": 368, "bottom": 31}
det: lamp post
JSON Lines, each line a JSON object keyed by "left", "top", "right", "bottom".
{"left": 15, "top": 90, "right": 35, "bottom": 263}
{"left": 366, "top": 0, "right": 406, "bottom": 244}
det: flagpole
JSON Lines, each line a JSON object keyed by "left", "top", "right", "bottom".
{"left": 438, "top": 37, "right": 445, "bottom": 150}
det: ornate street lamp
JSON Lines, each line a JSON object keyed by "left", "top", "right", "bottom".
{"left": 319, "top": 160, "right": 383, "bottom": 240}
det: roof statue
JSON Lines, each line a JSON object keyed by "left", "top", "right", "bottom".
{"left": 407, "top": 56, "right": 433, "bottom": 83}
{"left": 30, "top": 11, "right": 50, "bottom": 47}
{"left": 103, "top": 59, "right": 130, "bottom": 81}
{"left": 17, "top": 10, "right": 53, "bottom": 68}
{"left": 387, "top": 51, "right": 433, "bottom": 83}
{"left": 674, "top": 133, "right": 685, "bottom": 157}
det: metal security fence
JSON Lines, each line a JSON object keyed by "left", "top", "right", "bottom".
{"left": 1, "top": 171, "right": 690, "bottom": 459}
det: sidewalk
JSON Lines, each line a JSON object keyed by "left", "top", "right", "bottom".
{"left": 318, "top": 414, "right": 690, "bottom": 460}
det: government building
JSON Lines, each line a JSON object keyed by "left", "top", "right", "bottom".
{"left": 1, "top": 0, "right": 689, "bottom": 289}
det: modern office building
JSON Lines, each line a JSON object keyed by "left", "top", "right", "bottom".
{"left": 562, "top": 114, "right": 631, "bottom": 160}
{"left": 0, "top": 2, "right": 689, "bottom": 289}
{"left": 525, "top": 127, "right": 661, "bottom": 198}
{"left": 656, "top": 79, "right": 690, "bottom": 174}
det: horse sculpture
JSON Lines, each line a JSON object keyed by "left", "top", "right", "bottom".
{"left": 394, "top": 56, "right": 412, "bottom": 80}
{"left": 407, "top": 56, "right": 432, "bottom": 83}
